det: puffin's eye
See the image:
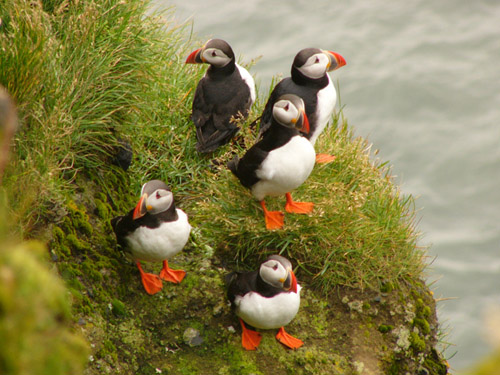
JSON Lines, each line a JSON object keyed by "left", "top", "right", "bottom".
{"left": 212, "top": 50, "right": 217, "bottom": 57}
{"left": 284, "top": 103, "right": 290, "bottom": 111}
{"left": 156, "top": 191, "right": 161, "bottom": 199}
{"left": 272, "top": 264, "right": 278, "bottom": 271}
{"left": 315, "top": 56, "right": 320, "bottom": 64}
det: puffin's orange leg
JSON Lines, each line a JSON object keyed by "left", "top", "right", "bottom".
{"left": 240, "top": 319, "right": 262, "bottom": 350}
{"left": 315, "top": 153, "right": 336, "bottom": 164}
{"left": 276, "top": 326, "right": 304, "bottom": 349}
{"left": 159, "top": 260, "right": 186, "bottom": 284}
{"left": 284, "top": 193, "right": 314, "bottom": 214}
{"left": 260, "top": 200, "right": 284, "bottom": 230}
{"left": 136, "top": 261, "right": 163, "bottom": 295}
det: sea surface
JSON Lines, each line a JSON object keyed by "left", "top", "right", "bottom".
{"left": 152, "top": 0, "right": 500, "bottom": 371}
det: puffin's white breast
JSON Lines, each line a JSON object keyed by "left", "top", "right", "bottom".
{"left": 309, "top": 76, "right": 337, "bottom": 145}
{"left": 251, "top": 136, "right": 315, "bottom": 201}
{"left": 236, "top": 63, "right": 256, "bottom": 105}
{"left": 235, "top": 285, "right": 302, "bottom": 330}
{"left": 125, "top": 209, "right": 191, "bottom": 262}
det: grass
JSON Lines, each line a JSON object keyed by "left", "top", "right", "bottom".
{"left": 0, "top": 1, "right": 443, "bottom": 373}
{"left": 0, "top": 0, "right": 194, "bottom": 235}
{"left": 0, "top": 0, "right": 424, "bottom": 291}
{"left": 194, "top": 114, "right": 425, "bottom": 292}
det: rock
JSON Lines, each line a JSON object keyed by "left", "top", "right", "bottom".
{"left": 183, "top": 327, "right": 203, "bottom": 347}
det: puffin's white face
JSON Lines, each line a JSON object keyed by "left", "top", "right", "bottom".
{"left": 144, "top": 188, "right": 174, "bottom": 215}
{"left": 259, "top": 258, "right": 290, "bottom": 289}
{"left": 202, "top": 48, "right": 231, "bottom": 67}
{"left": 272, "top": 99, "right": 301, "bottom": 128}
{"left": 297, "top": 52, "right": 330, "bottom": 79}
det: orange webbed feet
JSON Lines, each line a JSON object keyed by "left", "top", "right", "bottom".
{"left": 260, "top": 200, "right": 284, "bottom": 230}
{"left": 240, "top": 319, "right": 262, "bottom": 350}
{"left": 315, "top": 153, "right": 336, "bottom": 164}
{"left": 159, "top": 260, "right": 186, "bottom": 284}
{"left": 276, "top": 326, "right": 303, "bottom": 349}
{"left": 136, "top": 262, "right": 163, "bottom": 295}
{"left": 284, "top": 193, "right": 314, "bottom": 214}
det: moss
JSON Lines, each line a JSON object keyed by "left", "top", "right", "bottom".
{"left": 67, "top": 201, "right": 94, "bottom": 236}
{"left": 410, "top": 331, "right": 426, "bottom": 353}
{"left": 378, "top": 324, "right": 394, "bottom": 334}
{"left": 65, "top": 233, "right": 90, "bottom": 252}
{"left": 0, "top": 240, "right": 89, "bottom": 374}
{"left": 414, "top": 317, "right": 431, "bottom": 335}
{"left": 111, "top": 298, "right": 127, "bottom": 317}
{"left": 52, "top": 226, "right": 66, "bottom": 243}
{"left": 423, "top": 348, "right": 448, "bottom": 375}
{"left": 94, "top": 198, "right": 110, "bottom": 220}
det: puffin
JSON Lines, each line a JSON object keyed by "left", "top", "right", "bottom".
{"left": 186, "top": 38, "right": 256, "bottom": 153}
{"left": 111, "top": 180, "right": 191, "bottom": 295}
{"left": 259, "top": 48, "right": 346, "bottom": 163}
{"left": 228, "top": 94, "right": 315, "bottom": 230}
{"left": 226, "top": 254, "right": 303, "bottom": 350}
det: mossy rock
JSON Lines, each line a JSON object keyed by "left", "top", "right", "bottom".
{"left": 0, "top": 239, "right": 89, "bottom": 375}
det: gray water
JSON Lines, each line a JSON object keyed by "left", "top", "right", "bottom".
{"left": 153, "top": 0, "right": 500, "bottom": 371}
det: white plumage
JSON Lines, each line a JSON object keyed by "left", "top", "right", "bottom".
{"left": 309, "top": 75, "right": 337, "bottom": 145}
{"left": 125, "top": 209, "right": 191, "bottom": 262}
{"left": 235, "top": 285, "right": 302, "bottom": 330}
{"left": 236, "top": 63, "right": 256, "bottom": 104}
{"left": 251, "top": 136, "right": 316, "bottom": 201}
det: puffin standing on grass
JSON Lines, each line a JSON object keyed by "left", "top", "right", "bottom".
{"left": 226, "top": 255, "right": 303, "bottom": 350}
{"left": 111, "top": 180, "right": 191, "bottom": 295}
{"left": 259, "top": 48, "right": 346, "bottom": 163}
{"left": 186, "top": 38, "right": 256, "bottom": 153}
{"left": 228, "top": 94, "right": 315, "bottom": 230}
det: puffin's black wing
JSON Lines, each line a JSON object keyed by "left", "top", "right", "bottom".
{"left": 111, "top": 206, "right": 171, "bottom": 248}
{"left": 192, "top": 73, "right": 252, "bottom": 153}
{"left": 111, "top": 209, "right": 136, "bottom": 248}
{"left": 226, "top": 270, "right": 258, "bottom": 306}
{"left": 227, "top": 143, "right": 269, "bottom": 188}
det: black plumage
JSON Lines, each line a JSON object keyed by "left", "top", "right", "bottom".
{"left": 259, "top": 48, "right": 345, "bottom": 143}
{"left": 226, "top": 270, "right": 286, "bottom": 307}
{"left": 187, "top": 39, "right": 255, "bottom": 153}
{"left": 111, "top": 202, "right": 178, "bottom": 249}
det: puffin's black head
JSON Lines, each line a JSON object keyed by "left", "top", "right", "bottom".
{"left": 292, "top": 48, "right": 346, "bottom": 80}
{"left": 259, "top": 255, "right": 298, "bottom": 293}
{"left": 185, "top": 38, "right": 235, "bottom": 68}
{"left": 272, "top": 94, "right": 310, "bottom": 134}
{"left": 132, "top": 180, "right": 175, "bottom": 219}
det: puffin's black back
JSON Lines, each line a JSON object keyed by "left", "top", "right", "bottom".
{"left": 192, "top": 60, "right": 253, "bottom": 153}
{"left": 259, "top": 70, "right": 330, "bottom": 139}
{"left": 226, "top": 269, "right": 288, "bottom": 307}
{"left": 228, "top": 117, "right": 301, "bottom": 188}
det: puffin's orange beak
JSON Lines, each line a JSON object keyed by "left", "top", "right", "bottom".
{"left": 132, "top": 193, "right": 148, "bottom": 220}
{"left": 299, "top": 110, "right": 310, "bottom": 134}
{"left": 325, "top": 51, "right": 346, "bottom": 71}
{"left": 185, "top": 48, "right": 203, "bottom": 64}
{"left": 284, "top": 270, "right": 298, "bottom": 293}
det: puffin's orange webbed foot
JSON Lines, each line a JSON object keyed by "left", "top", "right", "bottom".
{"left": 276, "top": 326, "right": 303, "bottom": 349}
{"left": 260, "top": 200, "right": 284, "bottom": 230}
{"left": 136, "top": 262, "right": 163, "bottom": 295}
{"left": 285, "top": 193, "right": 314, "bottom": 214}
{"left": 315, "top": 153, "right": 336, "bottom": 164}
{"left": 159, "top": 260, "right": 186, "bottom": 284}
{"left": 240, "top": 319, "right": 262, "bottom": 350}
